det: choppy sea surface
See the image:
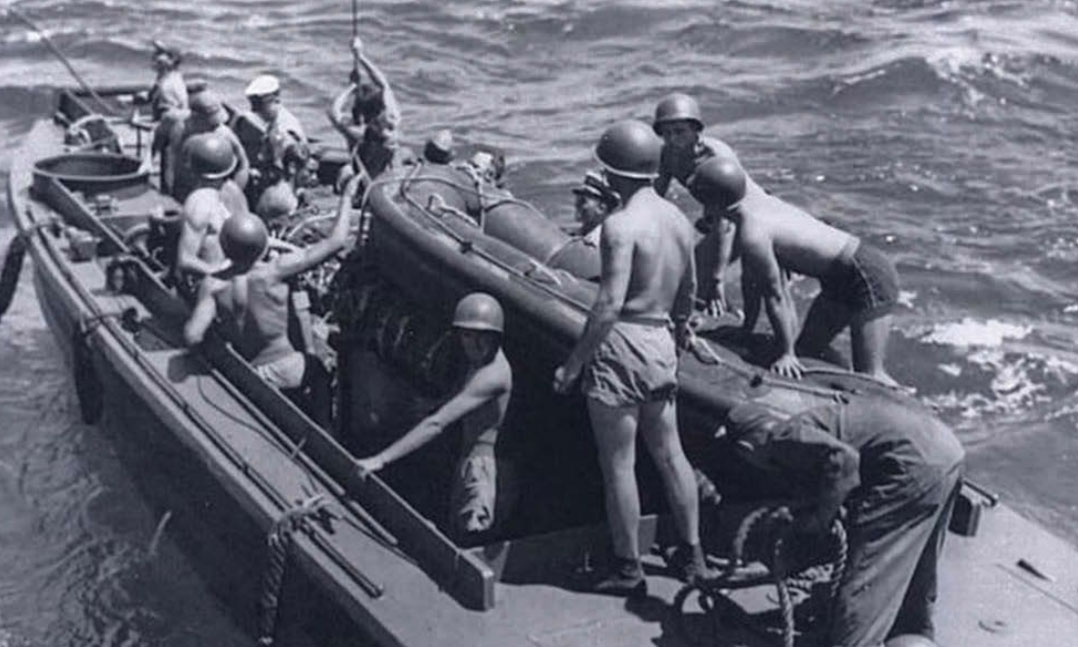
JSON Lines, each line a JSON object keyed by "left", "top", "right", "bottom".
{"left": 1, "top": 0, "right": 1077, "bottom": 644}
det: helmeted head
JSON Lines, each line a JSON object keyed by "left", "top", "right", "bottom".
{"left": 183, "top": 132, "right": 236, "bottom": 181}
{"left": 219, "top": 211, "right": 269, "bottom": 267}
{"left": 594, "top": 120, "right": 662, "bottom": 181}
{"left": 652, "top": 92, "right": 704, "bottom": 135}
{"left": 689, "top": 156, "right": 747, "bottom": 212}
{"left": 188, "top": 88, "right": 228, "bottom": 128}
{"left": 453, "top": 292, "right": 504, "bottom": 365}
{"left": 245, "top": 74, "right": 282, "bottom": 120}
{"left": 423, "top": 129, "right": 455, "bottom": 165}
{"left": 453, "top": 292, "right": 504, "bottom": 333}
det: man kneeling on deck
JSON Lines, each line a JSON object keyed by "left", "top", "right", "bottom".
{"left": 183, "top": 174, "right": 360, "bottom": 426}
{"left": 355, "top": 293, "right": 513, "bottom": 539}
{"left": 723, "top": 398, "right": 965, "bottom": 647}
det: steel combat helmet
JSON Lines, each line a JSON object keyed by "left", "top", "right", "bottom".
{"left": 183, "top": 132, "right": 236, "bottom": 180}
{"left": 594, "top": 120, "right": 662, "bottom": 180}
{"left": 652, "top": 92, "right": 704, "bottom": 134}
{"left": 219, "top": 211, "right": 269, "bottom": 266}
{"left": 689, "top": 156, "right": 747, "bottom": 211}
{"left": 452, "top": 292, "right": 504, "bottom": 334}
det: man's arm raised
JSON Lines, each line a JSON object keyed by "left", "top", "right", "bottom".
{"left": 352, "top": 37, "right": 402, "bottom": 134}
{"left": 271, "top": 173, "right": 360, "bottom": 281}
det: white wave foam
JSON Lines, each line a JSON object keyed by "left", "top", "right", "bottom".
{"left": 920, "top": 317, "right": 1031, "bottom": 347}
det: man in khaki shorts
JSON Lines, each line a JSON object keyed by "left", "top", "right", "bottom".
{"left": 555, "top": 120, "right": 707, "bottom": 596}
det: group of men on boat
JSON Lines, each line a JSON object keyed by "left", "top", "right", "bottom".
{"left": 553, "top": 103, "right": 962, "bottom": 647}
{"left": 144, "top": 37, "right": 963, "bottom": 647}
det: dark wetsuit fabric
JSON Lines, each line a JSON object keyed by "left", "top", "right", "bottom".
{"left": 582, "top": 318, "right": 677, "bottom": 407}
{"left": 819, "top": 239, "right": 900, "bottom": 321}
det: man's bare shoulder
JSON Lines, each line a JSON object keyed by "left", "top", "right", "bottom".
{"left": 736, "top": 215, "right": 774, "bottom": 254}
{"left": 700, "top": 136, "right": 739, "bottom": 161}
{"left": 467, "top": 350, "right": 513, "bottom": 395}
{"left": 183, "top": 189, "right": 219, "bottom": 222}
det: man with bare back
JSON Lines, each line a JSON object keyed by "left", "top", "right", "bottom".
{"left": 554, "top": 120, "right": 706, "bottom": 596}
{"left": 183, "top": 174, "right": 358, "bottom": 424}
{"left": 690, "top": 157, "right": 900, "bottom": 384}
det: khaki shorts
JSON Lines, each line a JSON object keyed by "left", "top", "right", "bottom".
{"left": 582, "top": 318, "right": 678, "bottom": 407}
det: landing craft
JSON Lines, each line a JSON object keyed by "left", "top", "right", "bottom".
{"left": 6, "top": 83, "right": 1077, "bottom": 646}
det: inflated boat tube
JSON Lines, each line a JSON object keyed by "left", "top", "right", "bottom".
{"left": 401, "top": 165, "right": 603, "bottom": 282}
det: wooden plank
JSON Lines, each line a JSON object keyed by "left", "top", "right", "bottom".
{"left": 205, "top": 339, "right": 497, "bottom": 610}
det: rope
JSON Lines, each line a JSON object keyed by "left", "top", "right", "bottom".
{"left": 257, "top": 493, "right": 331, "bottom": 647}
{"left": 675, "top": 503, "right": 848, "bottom": 647}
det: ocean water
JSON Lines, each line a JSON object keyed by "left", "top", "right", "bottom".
{"left": 1, "top": 0, "right": 1077, "bottom": 644}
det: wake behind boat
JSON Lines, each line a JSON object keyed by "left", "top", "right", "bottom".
{"left": 6, "top": 83, "right": 1078, "bottom": 646}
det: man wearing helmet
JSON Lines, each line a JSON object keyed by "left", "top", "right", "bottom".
{"left": 652, "top": 92, "right": 760, "bottom": 317}
{"left": 327, "top": 36, "right": 410, "bottom": 184}
{"left": 163, "top": 87, "right": 251, "bottom": 202}
{"left": 355, "top": 292, "right": 514, "bottom": 539}
{"left": 690, "top": 157, "right": 900, "bottom": 384}
{"left": 554, "top": 120, "right": 707, "bottom": 595}
{"left": 175, "top": 132, "right": 243, "bottom": 284}
{"left": 183, "top": 174, "right": 360, "bottom": 423}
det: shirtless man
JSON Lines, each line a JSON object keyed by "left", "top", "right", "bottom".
{"left": 175, "top": 133, "right": 241, "bottom": 283}
{"left": 355, "top": 293, "right": 513, "bottom": 538}
{"left": 553, "top": 120, "right": 706, "bottom": 595}
{"left": 652, "top": 92, "right": 762, "bottom": 316}
{"left": 690, "top": 157, "right": 900, "bottom": 383}
{"left": 327, "top": 37, "right": 407, "bottom": 182}
{"left": 183, "top": 174, "right": 358, "bottom": 404}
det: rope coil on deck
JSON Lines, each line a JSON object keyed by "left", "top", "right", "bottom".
{"left": 257, "top": 493, "right": 331, "bottom": 647}
{"left": 675, "top": 504, "right": 848, "bottom": 647}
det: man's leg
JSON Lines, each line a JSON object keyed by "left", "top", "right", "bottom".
{"left": 639, "top": 398, "right": 699, "bottom": 549}
{"left": 796, "top": 295, "right": 852, "bottom": 367}
{"left": 830, "top": 482, "right": 948, "bottom": 647}
{"left": 851, "top": 312, "right": 898, "bottom": 386}
{"left": 888, "top": 467, "right": 962, "bottom": 640}
{"left": 587, "top": 398, "right": 641, "bottom": 561}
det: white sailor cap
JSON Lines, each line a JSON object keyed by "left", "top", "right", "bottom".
{"left": 245, "top": 74, "right": 280, "bottom": 98}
